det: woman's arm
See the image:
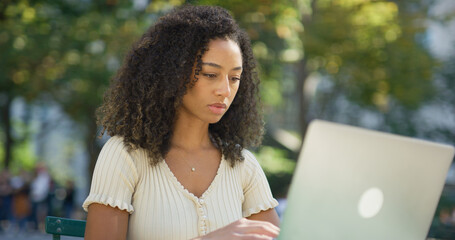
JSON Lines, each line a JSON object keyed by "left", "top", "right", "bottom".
{"left": 247, "top": 208, "right": 280, "bottom": 227}
{"left": 192, "top": 208, "right": 280, "bottom": 240}
{"left": 85, "top": 203, "right": 129, "bottom": 240}
{"left": 192, "top": 217, "right": 280, "bottom": 240}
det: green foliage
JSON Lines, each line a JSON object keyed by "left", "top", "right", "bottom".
{"left": 9, "top": 139, "right": 37, "bottom": 173}
{"left": 0, "top": 0, "right": 157, "bottom": 122}
{"left": 0, "top": 1, "right": 53, "bottom": 100}
{"left": 0, "top": 0, "right": 162, "bottom": 169}
{"left": 304, "top": 0, "right": 436, "bottom": 112}
{"left": 255, "top": 146, "right": 296, "bottom": 197}
{"left": 256, "top": 146, "right": 295, "bottom": 174}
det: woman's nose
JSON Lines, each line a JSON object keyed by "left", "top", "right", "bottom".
{"left": 215, "top": 76, "right": 231, "bottom": 97}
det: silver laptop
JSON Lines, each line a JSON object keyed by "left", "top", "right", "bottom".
{"left": 278, "top": 120, "right": 454, "bottom": 240}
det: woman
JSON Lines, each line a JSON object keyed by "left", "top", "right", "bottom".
{"left": 83, "top": 5, "right": 280, "bottom": 240}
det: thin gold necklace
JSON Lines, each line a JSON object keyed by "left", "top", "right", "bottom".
{"left": 180, "top": 134, "right": 216, "bottom": 173}
{"left": 182, "top": 157, "right": 197, "bottom": 173}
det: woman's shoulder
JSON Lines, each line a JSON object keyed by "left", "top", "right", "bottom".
{"left": 242, "top": 148, "right": 257, "bottom": 162}
{"left": 98, "top": 135, "right": 126, "bottom": 155}
{"left": 104, "top": 135, "right": 125, "bottom": 147}
{"left": 102, "top": 136, "right": 144, "bottom": 154}
{"left": 240, "top": 149, "right": 259, "bottom": 164}
{"left": 233, "top": 149, "right": 261, "bottom": 172}
{"left": 100, "top": 135, "right": 150, "bottom": 167}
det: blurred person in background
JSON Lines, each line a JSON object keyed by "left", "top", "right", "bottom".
{"left": 439, "top": 207, "right": 455, "bottom": 226}
{"left": 10, "top": 169, "right": 32, "bottom": 233}
{"left": 29, "top": 162, "right": 51, "bottom": 231}
{"left": 83, "top": 5, "right": 280, "bottom": 240}
{"left": 63, "top": 180, "right": 75, "bottom": 219}
{"left": 0, "top": 170, "right": 13, "bottom": 232}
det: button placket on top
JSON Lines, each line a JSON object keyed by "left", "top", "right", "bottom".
{"left": 196, "top": 197, "right": 208, "bottom": 236}
{"left": 161, "top": 159, "right": 226, "bottom": 237}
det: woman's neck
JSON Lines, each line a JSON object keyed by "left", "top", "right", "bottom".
{"left": 171, "top": 116, "right": 213, "bottom": 152}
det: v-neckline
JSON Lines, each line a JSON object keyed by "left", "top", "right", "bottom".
{"left": 161, "top": 156, "right": 225, "bottom": 200}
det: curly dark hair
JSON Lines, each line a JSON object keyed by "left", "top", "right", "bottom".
{"left": 97, "top": 5, "right": 264, "bottom": 166}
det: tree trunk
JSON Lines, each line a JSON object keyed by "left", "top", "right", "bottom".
{"left": 297, "top": 58, "right": 311, "bottom": 139}
{"left": 297, "top": 0, "right": 317, "bottom": 143}
{"left": 1, "top": 94, "right": 13, "bottom": 169}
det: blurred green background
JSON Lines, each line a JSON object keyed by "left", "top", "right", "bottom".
{"left": 0, "top": 0, "right": 454, "bottom": 238}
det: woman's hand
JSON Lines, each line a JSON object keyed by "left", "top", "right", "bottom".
{"left": 192, "top": 218, "right": 280, "bottom": 240}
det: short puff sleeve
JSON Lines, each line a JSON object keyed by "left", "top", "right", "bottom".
{"left": 82, "top": 136, "right": 139, "bottom": 213}
{"left": 241, "top": 150, "right": 279, "bottom": 217}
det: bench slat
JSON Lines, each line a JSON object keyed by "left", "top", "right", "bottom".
{"left": 45, "top": 216, "right": 86, "bottom": 238}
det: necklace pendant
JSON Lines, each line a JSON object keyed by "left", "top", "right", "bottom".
{"left": 191, "top": 167, "right": 196, "bottom": 172}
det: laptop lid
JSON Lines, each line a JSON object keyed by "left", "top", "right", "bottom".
{"left": 278, "top": 120, "right": 454, "bottom": 240}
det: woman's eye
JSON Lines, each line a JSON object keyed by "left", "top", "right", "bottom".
{"left": 203, "top": 73, "right": 217, "bottom": 78}
{"left": 231, "top": 77, "right": 241, "bottom": 82}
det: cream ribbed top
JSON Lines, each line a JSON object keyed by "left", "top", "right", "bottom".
{"left": 82, "top": 136, "right": 278, "bottom": 240}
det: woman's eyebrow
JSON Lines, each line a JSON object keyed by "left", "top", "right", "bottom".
{"left": 202, "top": 62, "right": 242, "bottom": 71}
{"left": 202, "top": 62, "right": 222, "bottom": 68}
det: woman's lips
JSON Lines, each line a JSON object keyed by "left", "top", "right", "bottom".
{"left": 208, "top": 103, "right": 227, "bottom": 115}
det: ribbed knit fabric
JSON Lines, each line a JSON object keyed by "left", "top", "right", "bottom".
{"left": 82, "top": 136, "right": 278, "bottom": 240}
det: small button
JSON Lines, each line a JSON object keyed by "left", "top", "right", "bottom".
{"left": 199, "top": 199, "right": 205, "bottom": 204}
{"left": 201, "top": 215, "right": 207, "bottom": 220}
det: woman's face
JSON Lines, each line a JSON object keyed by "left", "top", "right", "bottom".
{"left": 179, "top": 38, "right": 242, "bottom": 124}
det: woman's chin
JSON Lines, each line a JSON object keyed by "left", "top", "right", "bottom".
{"left": 207, "top": 116, "right": 224, "bottom": 124}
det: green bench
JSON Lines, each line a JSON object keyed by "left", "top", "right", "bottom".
{"left": 45, "top": 216, "right": 86, "bottom": 239}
